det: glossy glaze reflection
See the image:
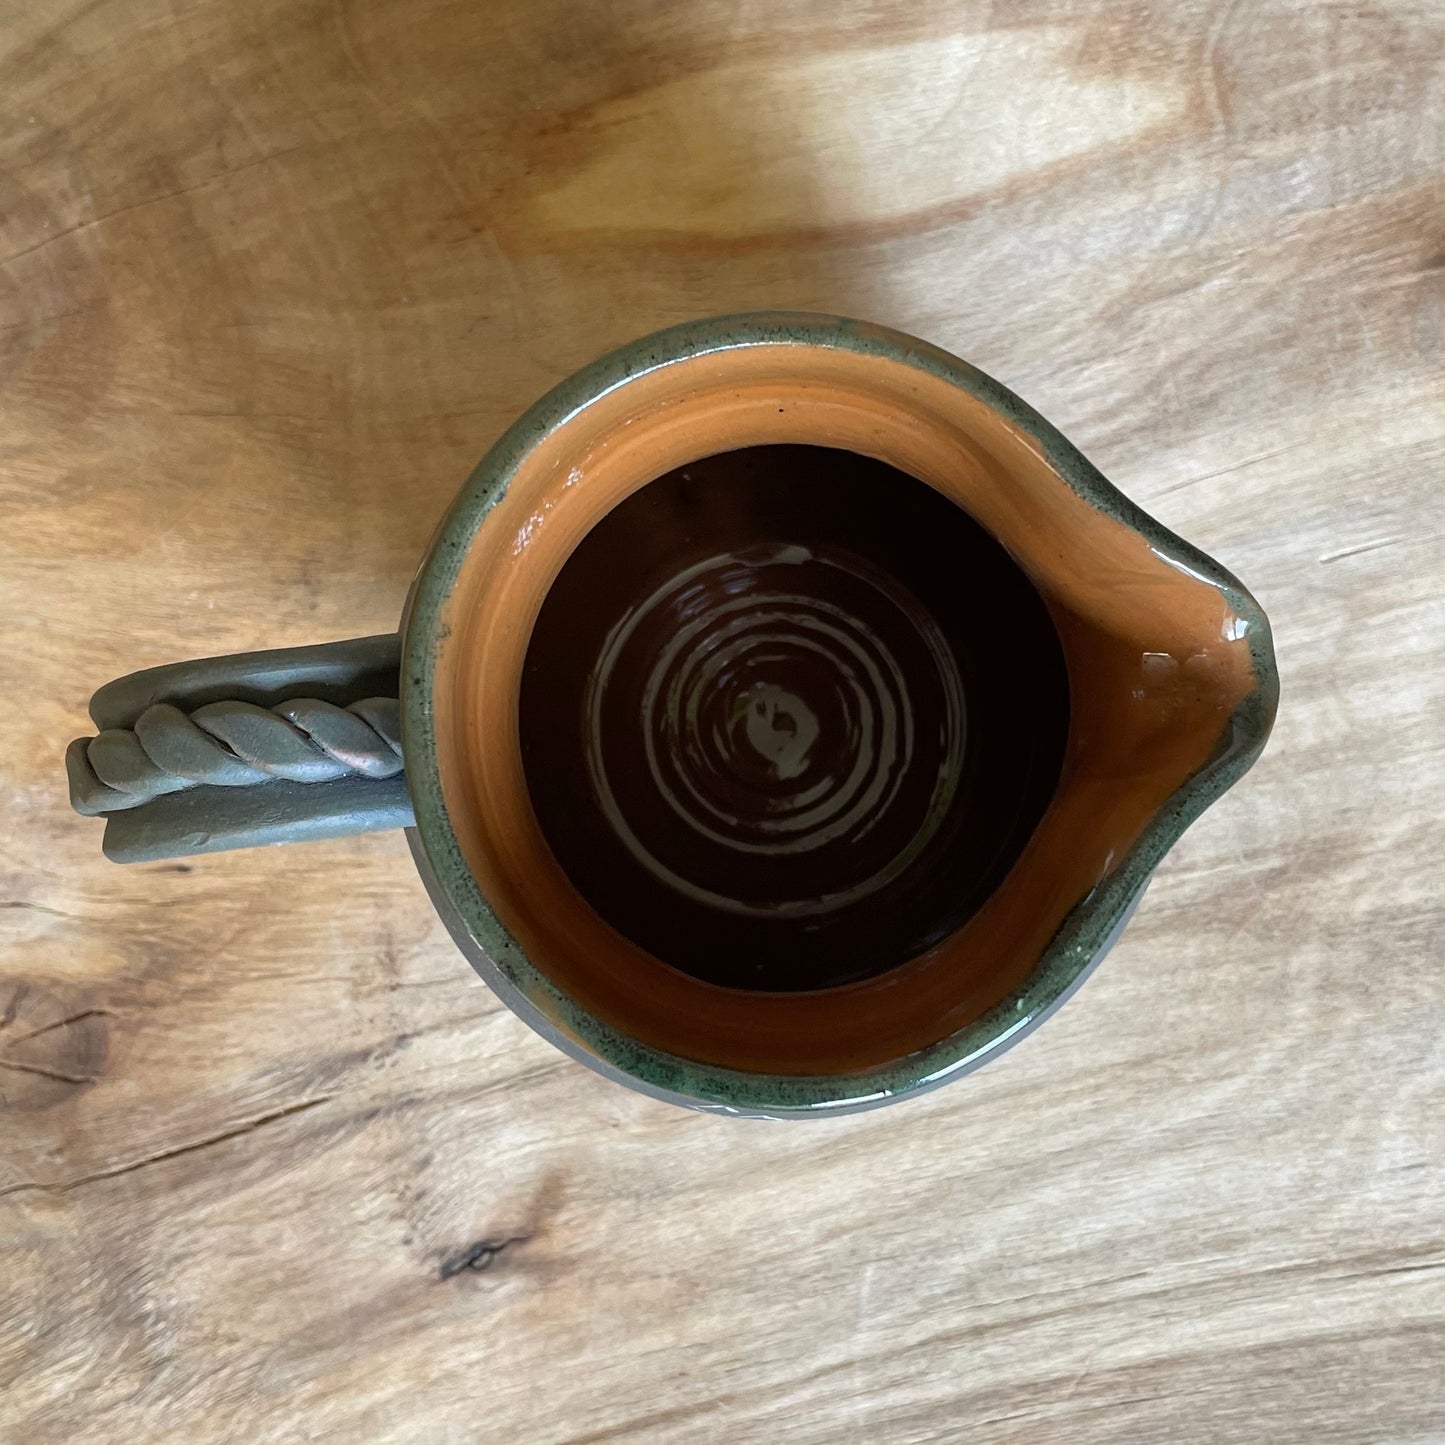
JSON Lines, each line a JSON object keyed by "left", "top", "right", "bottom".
{"left": 521, "top": 445, "right": 1069, "bottom": 991}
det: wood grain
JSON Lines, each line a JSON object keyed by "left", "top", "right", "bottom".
{"left": 2, "top": 1, "right": 1442, "bottom": 1441}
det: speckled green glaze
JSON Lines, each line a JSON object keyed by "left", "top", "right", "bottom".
{"left": 400, "top": 313, "right": 1278, "bottom": 1118}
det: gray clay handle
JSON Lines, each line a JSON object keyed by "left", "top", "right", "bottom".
{"left": 65, "top": 634, "right": 414, "bottom": 863}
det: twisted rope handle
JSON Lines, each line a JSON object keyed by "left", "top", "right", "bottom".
{"left": 67, "top": 696, "right": 403, "bottom": 816}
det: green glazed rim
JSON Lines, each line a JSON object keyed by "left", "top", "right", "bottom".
{"left": 400, "top": 313, "right": 1278, "bottom": 1118}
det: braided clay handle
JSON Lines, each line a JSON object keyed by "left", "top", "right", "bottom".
{"left": 65, "top": 635, "right": 414, "bottom": 863}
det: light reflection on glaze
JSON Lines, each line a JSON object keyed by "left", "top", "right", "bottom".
{"left": 583, "top": 544, "right": 966, "bottom": 919}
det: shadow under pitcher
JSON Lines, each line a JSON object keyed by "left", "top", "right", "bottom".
{"left": 66, "top": 315, "right": 1278, "bottom": 1118}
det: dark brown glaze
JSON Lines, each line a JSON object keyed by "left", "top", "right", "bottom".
{"left": 521, "top": 445, "right": 1068, "bottom": 991}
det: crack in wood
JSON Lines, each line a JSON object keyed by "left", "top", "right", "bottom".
{"left": 1341, "top": 1259, "right": 1445, "bottom": 1281}
{"left": 3, "top": 1008, "right": 113, "bottom": 1050}
{"left": 0, "top": 1094, "right": 333, "bottom": 1199}
{"left": 1, "top": 899, "right": 85, "bottom": 921}
{"left": 438, "top": 1234, "right": 531, "bottom": 1281}
{"left": 0, "top": 1058, "right": 96, "bottom": 1086}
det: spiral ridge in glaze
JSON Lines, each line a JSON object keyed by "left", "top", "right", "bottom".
{"left": 583, "top": 544, "right": 966, "bottom": 920}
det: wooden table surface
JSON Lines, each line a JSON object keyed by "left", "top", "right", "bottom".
{"left": 3, "top": 1, "right": 1442, "bottom": 1441}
